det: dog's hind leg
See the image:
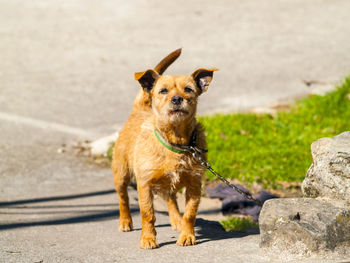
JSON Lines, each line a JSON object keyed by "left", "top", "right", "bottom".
{"left": 113, "top": 160, "right": 133, "bottom": 232}
{"left": 167, "top": 194, "right": 182, "bottom": 231}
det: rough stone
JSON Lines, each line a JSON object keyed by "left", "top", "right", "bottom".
{"left": 302, "top": 131, "right": 350, "bottom": 201}
{"left": 259, "top": 198, "right": 350, "bottom": 254}
{"left": 260, "top": 132, "right": 350, "bottom": 255}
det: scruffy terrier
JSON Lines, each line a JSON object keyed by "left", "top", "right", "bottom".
{"left": 112, "top": 49, "right": 217, "bottom": 249}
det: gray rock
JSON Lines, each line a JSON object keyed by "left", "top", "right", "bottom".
{"left": 259, "top": 198, "right": 350, "bottom": 253}
{"left": 302, "top": 131, "right": 350, "bottom": 201}
{"left": 259, "top": 132, "right": 350, "bottom": 256}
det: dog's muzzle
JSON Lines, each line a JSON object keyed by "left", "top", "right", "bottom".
{"left": 171, "top": 96, "right": 183, "bottom": 105}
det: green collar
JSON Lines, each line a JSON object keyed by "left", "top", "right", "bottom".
{"left": 154, "top": 129, "right": 187, "bottom": 154}
{"left": 154, "top": 128, "right": 208, "bottom": 154}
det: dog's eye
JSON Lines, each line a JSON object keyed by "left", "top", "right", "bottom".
{"left": 160, "top": 88, "right": 168, "bottom": 94}
{"left": 184, "top": 87, "right": 194, "bottom": 93}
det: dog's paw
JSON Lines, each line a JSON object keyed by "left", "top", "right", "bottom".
{"left": 176, "top": 233, "right": 196, "bottom": 246}
{"left": 118, "top": 218, "right": 133, "bottom": 232}
{"left": 139, "top": 236, "right": 159, "bottom": 249}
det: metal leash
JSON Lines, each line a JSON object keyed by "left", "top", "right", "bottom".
{"left": 188, "top": 146, "right": 263, "bottom": 206}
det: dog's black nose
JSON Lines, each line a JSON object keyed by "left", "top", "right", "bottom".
{"left": 171, "top": 96, "right": 183, "bottom": 105}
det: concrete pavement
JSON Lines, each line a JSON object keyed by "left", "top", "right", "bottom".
{"left": 1, "top": 0, "right": 350, "bottom": 262}
{"left": 1, "top": 0, "right": 350, "bottom": 135}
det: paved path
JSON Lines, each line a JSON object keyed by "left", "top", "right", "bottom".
{"left": 0, "top": 147, "right": 337, "bottom": 263}
{"left": 1, "top": 0, "right": 350, "bottom": 262}
{"left": 0, "top": 157, "right": 261, "bottom": 263}
{"left": 1, "top": 0, "right": 350, "bottom": 136}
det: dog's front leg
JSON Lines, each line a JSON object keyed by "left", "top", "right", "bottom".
{"left": 176, "top": 183, "right": 201, "bottom": 246}
{"left": 137, "top": 184, "right": 159, "bottom": 249}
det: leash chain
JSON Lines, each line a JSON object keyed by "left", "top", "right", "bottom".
{"left": 188, "top": 146, "right": 263, "bottom": 206}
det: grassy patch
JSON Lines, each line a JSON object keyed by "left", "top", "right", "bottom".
{"left": 106, "top": 142, "right": 114, "bottom": 161}
{"left": 199, "top": 78, "right": 350, "bottom": 188}
{"left": 220, "top": 217, "right": 258, "bottom": 232}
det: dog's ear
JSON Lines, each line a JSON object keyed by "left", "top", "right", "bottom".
{"left": 134, "top": 69, "right": 159, "bottom": 93}
{"left": 191, "top": 68, "right": 218, "bottom": 93}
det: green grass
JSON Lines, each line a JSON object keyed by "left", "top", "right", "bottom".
{"left": 199, "top": 77, "right": 350, "bottom": 188}
{"left": 106, "top": 142, "right": 114, "bottom": 161}
{"left": 220, "top": 217, "right": 258, "bottom": 232}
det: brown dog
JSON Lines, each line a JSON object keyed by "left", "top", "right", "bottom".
{"left": 112, "top": 49, "right": 217, "bottom": 249}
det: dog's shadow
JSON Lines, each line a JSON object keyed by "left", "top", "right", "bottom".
{"left": 157, "top": 217, "right": 259, "bottom": 247}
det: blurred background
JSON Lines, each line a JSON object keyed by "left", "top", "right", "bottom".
{"left": 1, "top": 2, "right": 350, "bottom": 260}
{"left": 1, "top": 0, "right": 350, "bottom": 137}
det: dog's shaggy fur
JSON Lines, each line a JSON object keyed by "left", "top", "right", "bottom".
{"left": 112, "top": 49, "right": 217, "bottom": 249}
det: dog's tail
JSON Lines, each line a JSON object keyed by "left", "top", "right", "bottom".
{"left": 133, "top": 48, "right": 182, "bottom": 111}
{"left": 154, "top": 48, "right": 182, "bottom": 75}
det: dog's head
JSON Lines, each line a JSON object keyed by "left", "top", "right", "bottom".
{"left": 135, "top": 68, "right": 217, "bottom": 124}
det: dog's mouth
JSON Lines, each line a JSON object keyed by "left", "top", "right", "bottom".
{"left": 169, "top": 109, "right": 188, "bottom": 115}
